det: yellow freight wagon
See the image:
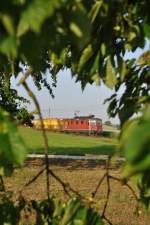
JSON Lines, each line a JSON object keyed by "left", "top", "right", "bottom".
{"left": 43, "top": 118, "right": 61, "bottom": 130}
{"left": 33, "top": 118, "right": 62, "bottom": 130}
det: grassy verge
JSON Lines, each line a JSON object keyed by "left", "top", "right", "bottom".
{"left": 19, "top": 127, "right": 117, "bottom": 155}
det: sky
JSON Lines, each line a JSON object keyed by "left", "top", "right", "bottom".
{"left": 12, "top": 70, "right": 117, "bottom": 123}
{"left": 11, "top": 43, "right": 149, "bottom": 125}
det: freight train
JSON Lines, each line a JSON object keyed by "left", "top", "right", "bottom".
{"left": 33, "top": 115, "right": 103, "bottom": 135}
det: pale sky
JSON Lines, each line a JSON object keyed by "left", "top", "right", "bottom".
{"left": 13, "top": 70, "right": 118, "bottom": 123}
{"left": 11, "top": 43, "right": 149, "bottom": 125}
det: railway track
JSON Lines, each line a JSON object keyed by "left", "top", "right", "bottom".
{"left": 27, "top": 154, "right": 125, "bottom": 161}
{"left": 25, "top": 154, "right": 125, "bottom": 167}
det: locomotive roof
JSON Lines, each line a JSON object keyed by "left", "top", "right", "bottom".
{"left": 73, "top": 116, "right": 102, "bottom": 120}
{"left": 33, "top": 117, "right": 102, "bottom": 121}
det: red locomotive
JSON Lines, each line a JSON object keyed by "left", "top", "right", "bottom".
{"left": 33, "top": 115, "right": 103, "bottom": 135}
{"left": 61, "top": 116, "right": 102, "bottom": 134}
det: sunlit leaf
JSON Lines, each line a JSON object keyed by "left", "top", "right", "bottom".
{"left": 0, "top": 36, "right": 17, "bottom": 58}
{"left": 100, "top": 43, "right": 106, "bottom": 56}
{"left": 78, "top": 45, "right": 93, "bottom": 72}
{"left": 89, "top": 0, "right": 103, "bottom": 23}
{"left": 91, "top": 73, "right": 101, "bottom": 86}
{"left": 128, "top": 31, "right": 136, "bottom": 41}
{"left": 105, "top": 57, "right": 117, "bottom": 89}
{"left": 1, "top": 14, "right": 15, "bottom": 35}
{"left": 70, "top": 22, "right": 83, "bottom": 38}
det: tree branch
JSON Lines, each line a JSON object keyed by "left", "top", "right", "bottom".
{"left": 108, "top": 175, "right": 139, "bottom": 202}
{"left": 17, "top": 68, "right": 33, "bottom": 86}
{"left": 0, "top": 175, "right": 5, "bottom": 192}
{"left": 102, "top": 157, "right": 111, "bottom": 217}
{"left": 49, "top": 168, "right": 83, "bottom": 199}
{"left": 20, "top": 69, "right": 50, "bottom": 200}
{"left": 102, "top": 215, "right": 113, "bottom": 225}
{"left": 92, "top": 173, "right": 106, "bottom": 198}
{"left": 20, "top": 167, "right": 45, "bottom": 193}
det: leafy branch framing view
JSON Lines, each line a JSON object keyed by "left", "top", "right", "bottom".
{"left": 0, "top": 0, "right": 150, "bottom": 224}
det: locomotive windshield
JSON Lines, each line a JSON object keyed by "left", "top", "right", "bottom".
{"left": 97, "top": 119, "right": 102, "bottom": 125}
{"left": 89, "top": 119, "right": 96, "bottom": 124}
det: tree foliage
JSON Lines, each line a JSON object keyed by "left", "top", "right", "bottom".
{"left": 0, "top": 109, "right": 26, "bottom": 176}
{"left": 0, "top": 0, "right": 150, "bottom": 223}
{"left": 0, "top": 74, "right": 33, "bottom": 125}
{"left": 104, "top": 121, "right": 112, "bottom": 126}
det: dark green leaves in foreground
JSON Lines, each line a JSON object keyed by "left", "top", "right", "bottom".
{"left": 120, "top": 106, "right": 150, "bottom": 212}
{"left": 120, "top": 106, "right": 150, "bottom": 175}
{"left": 0, "top": 0, "right": 150, "bottom": 89}
{"left": 0, "top": 196, "right": 104, "bottom": 225}
{"left": 0, "top": 196, "right": 20, "bottom": 225}
{"left": 32, "top": 197, "right": 104, "bottom": 225}
{"left": 0, "top": 108, "right": 26, "bottom": 176}
{"left": 17, "top": 0, "right": 58, "bottom": 36}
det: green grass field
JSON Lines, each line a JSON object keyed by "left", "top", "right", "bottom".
{"left": 19, "top": 127, "right": 117, "bottom": 155}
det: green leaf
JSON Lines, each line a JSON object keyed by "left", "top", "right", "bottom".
{"left": 0, "top": 36, "right": 17, "bottom": 58}
{"left": 91, "top": 73, "right": 101, "bottom": 86}
{"left": 124, "top": 123, "right": 150, "bottom": 163}
{"left": 120, "top": 60, "right": 127, "bottom": 82}
{"left": 70, "top": 22, "right": 83, "bottom": 38}
{"left": 17, "top": 0, "right": 56, "bottom": 36}
{"left": 73, "top": 207, "right": 87, "bottom": 225}
{"left": 60, "top": 198, "right": 80, "bottom": 225}
{"left": 51, "top": 197, "right": 104, "bottom": 225}
{"left": 67, "top": 3, "right": 90, "bottom": 50}
{"left": 128, "top": 31, "right": 136, "bottom": 41}
{"left": 78, "top": 45, "right": 93, "bottom": 72}
{"left": 100, "top": 43, "right": 106, "bottom": 56}
{"left": 120, "top": 119, "right": 138, "bottom": 148}
{"left": 113, "top": 25, "right": 121, "bottom": 31}
{"left": 0, "top": 109, "right": 27, "bottom": 176}
{"left": 33, "top": 197, "right": 104, "bottom": 225}
{"left": 144, "top": 23, "right": 150, "bottom": 39}
{"left": 89, "top": 0, "right": 103, "bottom": 23}
{"left": 90, "top": 51, "right": 100, "bottom": 83}
{"left": 124, "top": 43, "right": 132, "bottom": 50}
{"left": 105, "top": 57, "right": 117, "bottom": 89}
{"left": 1, "top": 14, "right": 15, "bottom": 35}
{"left": 143, "top": 105, "right": 150, "bottom": 122}
{"left": 121, "top": 111, "right": 150, "bottom": 176}
{"left": 7, "top": 122, "right": 27, "bottom": 166}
